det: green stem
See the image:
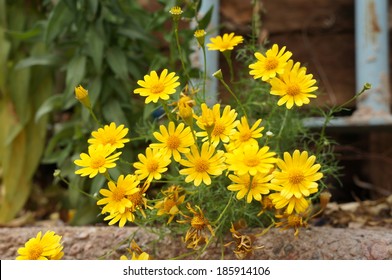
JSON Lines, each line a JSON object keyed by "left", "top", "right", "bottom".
{"left": 223, "top": 50, "right": 234, "bottom": 82}
{"left": 161, "top": 100, "right": 175, "bottom": 122}
{"left": 88, "top": 107, "right": 101, "bottom": 127}
{"left": 218, "top": 78, "right": 247, "bottom": 118}
{"left": 201, "top": 45, "right": 207, "bottom": 102}
{"left": 174, "top": 24, "right": 193, "bottom": 88}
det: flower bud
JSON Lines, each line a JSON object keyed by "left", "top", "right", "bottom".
{"left": 74, "top": 85, "right": 91, "bottom": 109}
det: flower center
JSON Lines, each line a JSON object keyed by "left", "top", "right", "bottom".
{"left": 244, "top": 155, "right": 260, "bottom": 167}
{"left": 212, "top": 122, "right": 226, "bottom": 136}
{"left": 128, "top": 191, "right": 142, "bottom": 207}
{"left": 147, "top": 160, "right": 159, "bottom": 173}
{"left": 194, "top": 158, "right": 210, "bottom": 173}
{"left": 102, "top": 135, "right": 116, "bottom": 145}
{"left": 91, "top": 155, "right": 105, "bottom": 169}
{"left": 288, "top": 170, "right": 305, "bottom": 185}
{"left": 239, "top": 131, "right": 252, "bottom": 142}
{"left": 287, "top": 84, "right": 301, "bottom": 96}
{"left": 28, "top": 243, "right": 44, "bottom": 260}
{"left": 167, "top": 135, "right": 180, "bottom": 150}
{"left": 287, "top": 215, "right": 303, "bottom": 227}
{"left": 112, "top": 188, "right": 125, "bottom": 202}
{"left": 191, "top": 215, "right": 206, "bottom": 230}
{"left": 265, "top": 58, "right": 279, "bottom": 71}
{"left": 163, "top": 199, "right": 177, "bottom": 212}
{"left": 150, "top": 82, "right": 165, "bottom": 94}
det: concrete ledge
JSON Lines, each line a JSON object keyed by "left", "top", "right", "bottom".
{"left": 1, "top": 226, "right": 391, "bottom": 260}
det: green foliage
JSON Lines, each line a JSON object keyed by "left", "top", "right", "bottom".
{"left": 0, "top": 1, "right": 52, "bottom": 223}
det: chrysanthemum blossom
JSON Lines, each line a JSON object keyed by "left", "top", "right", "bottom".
{"left": 225, "top": 143, "right": 277, "bottom": 176}
{"left": 104, "top": 209, "right": 136, "bottom": 227}
{"left": 207, "top": 32, "right": 244, "bottom": 52}
{"left": 249, "top": 44, "right": 292, "bottom": 81}
{"left": 228, "top": 116, "right": 264, "bottom": 149}
{"left": 269, "top": 60, "right": 318, "bottom": 109}
{"left": 133, "top": 69, "right": 180, "bottom": 103}
{"left": 16, "top": 231, "right": 64, "bottom": 260}
{"left": 269, "top": 188, "right": 311, "bottom": 214}
{"left": 179, "top": 142, "right": 226, "bottom": 186}
{"left": 150, "top": 121, "right": 195, "bottom": 162}
{"left": 272, "top": 150, "right": 323, "bottom": 200}
{"left": 228, "top": 172, "right": 274, "bottom": 203}
{"left": 195, "top": 103, "right": 239, "bottom": 147}
{"left": 88, "top": 122, "right": 130, "bottom": 149}
{"left": 74, "top": 145, "right": 121, "bottom": 178}
{"left": 133, "top": 147, "right": 171, "bottom": 182}
{"left": 97, "top": 174, "right": 140, "bottom": 214}
{"left": 155, "top": 185, "right": 185, "bottom": 224}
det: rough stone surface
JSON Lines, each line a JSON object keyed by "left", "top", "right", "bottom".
{"left": 1, "top": 226, "right": 391, "bottom": 260}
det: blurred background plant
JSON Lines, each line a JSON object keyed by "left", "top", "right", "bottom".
{"left": 0, "top": 0, "right": 213, "bottom": 225}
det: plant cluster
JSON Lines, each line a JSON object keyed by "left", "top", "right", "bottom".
{"left": 15, "top": 1, "right": 361, "bottom": 260}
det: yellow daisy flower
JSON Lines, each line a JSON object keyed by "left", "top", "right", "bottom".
{"left": 133, "top": 147, "right": 171, "bottom": 182}
{"left": 272, "top": 150, "right": 323, "bottom": 199}
{"left": 104, "top": 209, "right": 135, "bottom": 227}
{"left": 229, "top": 116, "right": 264, "bottom": 149}
{"left": 269, "top": 188, "right": 311, "bottom": 214}
{"left": 133, "top": 69, "right": 180, "bottom": 104}
{"left": 120, "top": 240, "right": 151, "bottom": 260}
{"left": 179, "top": 142, "right": 226, "bottom": 186}
{"left": 249, "top": 44, "right": 292, "bottom": 81}
{"left": 195, "top": 103, "right": 239, "bottom": 147}
{"left": 88, "top": 122, "right": 130, "bottom": 149}
{"left": 207, "top": 32, "right": 244, "bottom": 52}
{"left": 275, "top": 212, "right": 309, "bottom": 236}
{"left": 74, "top": 145, "right": 121, "bottom": 178}
{"left": 97, "top": 174, "right": 140, "bottom": 214}
{"left": 16, "top": 231, "right": 64, "bottom": 260}
{"left": 227, "top": 172, "right": 274, "bottom": 203}
{"left": 225, "top": 143, "right": 276, "bottom": 176}
{"left": 155, "top": 185, "right": 185, "bottom": 224}
{"left": 269, "top": 60, "right": 318, "bottom": 109}
{"left": 150, "top": 121, "right": 195, "bottom": 162}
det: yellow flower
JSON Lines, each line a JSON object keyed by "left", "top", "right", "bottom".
{"left": 228, "top": 116, "right": 264, "bottom": 149}
{"left": 155, "top": 185, "right": 185, "bottom": 224}
{"left": 133, "top": 69, "right": 180, "bottom": 104}
{"left": 179, "top": 142, "right": 226, "bottom": 186}
{"left": 194, "top": 29, "right": 206, "bottom": 47}
{"left": 104, "top": 208, "right": 135, "bottom": 227}
{"left": 120, "top": 240, "right": 150, "bottom": 260}
{"left": 150, "top": 121, "right": 195, "bottom": 162}
{"left": 177, "top": 203, "right": 214, "bottom": 249}
{"left": 249, "top": 44, "right": 292, "bottom": 81}
{"left": 227, "top": 172, "right": 274, "bottom": 203}
{"left": 97, "top": 174, "right": 140, "bottom": 214}
{"left": 74, "top": 145, "right": 121, "bottom": 178}
{"left": 272, "top": 150, "right": 323, "bottom": 199}
{"left": 269, "top": 60, "right": 318, "bottom": 109}
{"left": 88, "top": 122, "right": 130, "bottom": 149}
{"left": 169, "top": 6, "right": 183, "bottom": 21}
{"left": 207, "top": 32, "right": 244, "bottom": 52}
{"left": 16, "top": 231, "right": 64, "bottom": 260}
{"left": 133, "top": 147, "right": 171, "bottom": 182}
{"left": 74, "top": 85, "right": 91, "bottom": 108}
{"left": 225, "top": 143, "right": 276, "bottom": 176}
{"left": 195, "top": 103, "right": 239, "bottom": 147}
{"left": 225, "top": 223, "right": 262, "bottom": 259}
{"left": 275, "top": 212, "right": 309, "bottom": 236}
{"left": 269, "top": 188, "right": 311, "bottom": 214}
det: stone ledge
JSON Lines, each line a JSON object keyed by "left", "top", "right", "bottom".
{"left": 1, "top": 226, "right": 391, "bottom": 260}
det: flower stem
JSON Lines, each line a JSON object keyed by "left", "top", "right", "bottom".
{"left": 174, "top": 23, "right": 193, "bottom": 88}
{"left": 201, "top": 45, "right": 207, "bottom": 102}
{"left": 217, "top": 77, "right": 247, "bottom": 118}
{"left": 223, "top": 50, "right": 234, "bottom": 82}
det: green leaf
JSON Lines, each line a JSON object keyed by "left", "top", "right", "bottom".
{"left": 198, "top": 5, "right": 214, "bottom": 30}
{"left": 106, "top": 47, "right": 128, "bottom": 80}
{"left": 45, "top": 1, "right": 74, "bottom": 44}
{"left": 15, "top": 54, "right": 58, "bottom": 69}
{"left": 102, "top": 99, "right": 129, "bottom": 128}
{"left": 35, "top": 94, "right": 63, "bottom": 122}
{"left": 87, "top": 27, "right": 104, "bottom": 71}
{"left": 117, "top": 27, "right": 153, "bottom": 42}
{"left": 65, "top": 55, "right": 87, "bottom": 91}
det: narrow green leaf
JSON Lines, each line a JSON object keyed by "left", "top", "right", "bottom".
{"left": 35, "top": 94, "right": 63, "bottom": 122}
{"left": 198, "top": 6, "right": 214, "bottom": 30}
{"left": 106, "top": 47, "right": 128, "bottom": 80}
{"left": 87, "top": 27, "right": 104, "bottom": 71}
{"left": 15, "top": 54, "right": 58, "bottom": 69}
{"left": 45, "top": 1, "right": 74, "bottom": 44}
